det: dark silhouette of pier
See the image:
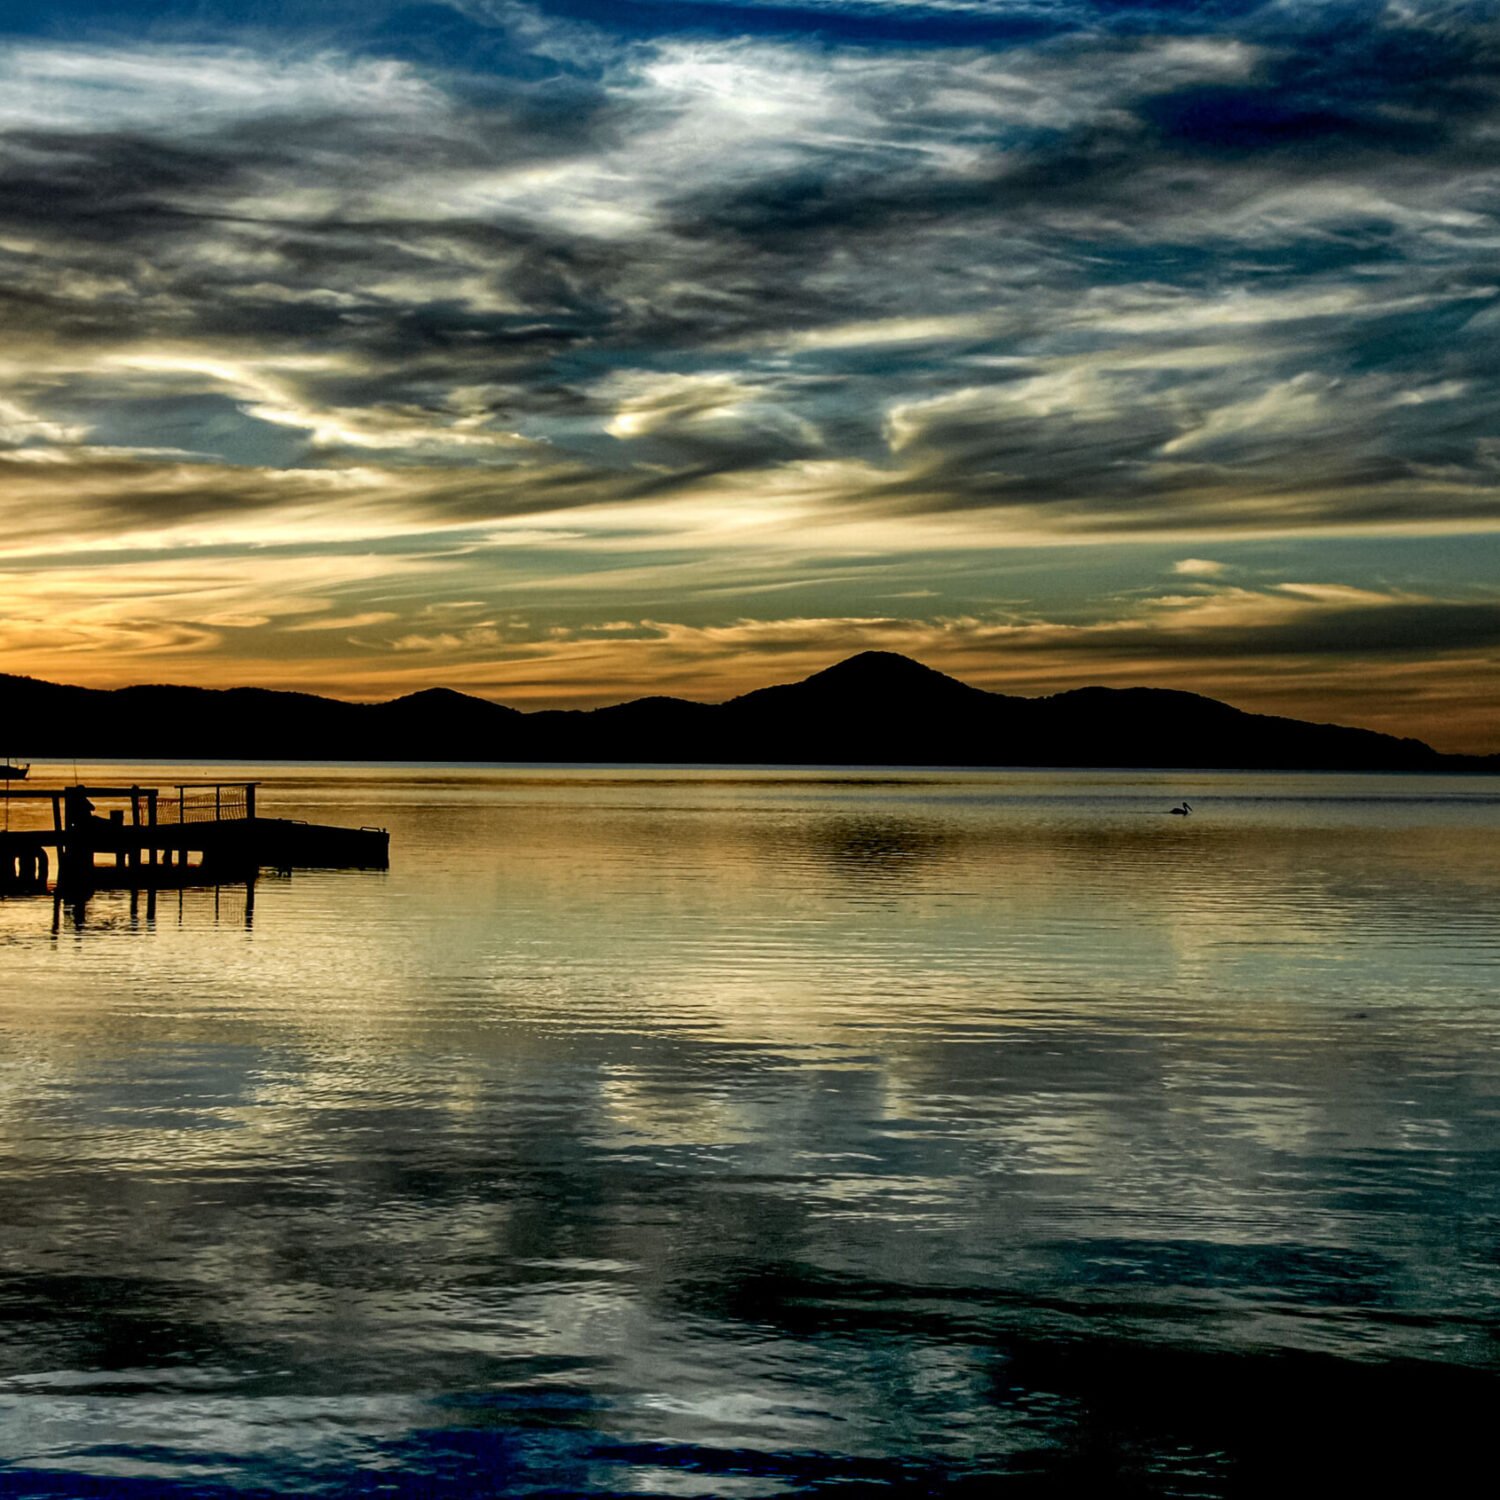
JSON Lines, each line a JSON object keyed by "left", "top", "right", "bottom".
{"left": 0, "top": 781, "right": 387, "bottom": 895}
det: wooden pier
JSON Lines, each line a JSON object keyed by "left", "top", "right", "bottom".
{"left": 0, "top": 781, "right": 388, "bottom": 895}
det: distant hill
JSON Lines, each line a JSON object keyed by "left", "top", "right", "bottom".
{"left": 1, "top": 651, "right": 1493, "bottom": 771}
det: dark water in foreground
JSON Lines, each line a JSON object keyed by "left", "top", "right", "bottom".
{"left": 2, "top": 766, "right": 1499, "bottom": 1496}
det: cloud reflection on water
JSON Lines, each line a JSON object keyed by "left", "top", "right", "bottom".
{"left": 0, "top": 768, "right": 1497, "bottom": 1490}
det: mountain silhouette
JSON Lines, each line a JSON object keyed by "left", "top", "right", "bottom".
{"left": 0, "top": 653, "right": 1492, "bottom": 771}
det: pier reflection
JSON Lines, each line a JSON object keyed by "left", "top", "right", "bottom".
{"left": 49, "top": 878, "right": 258, "bottom": 935}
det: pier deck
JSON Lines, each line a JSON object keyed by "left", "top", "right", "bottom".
{"left": 1, "top": 782, "right": 387, "bottom": 894}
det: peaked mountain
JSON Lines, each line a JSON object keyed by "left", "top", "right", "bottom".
{"left": 0, "top": 652, "right": 1492, "bottom": 771}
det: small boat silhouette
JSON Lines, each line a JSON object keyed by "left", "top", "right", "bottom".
{"left": 1168, "top": 801, "right": 1192, "bottom": 815}
{"left": 1, "top": 763, "right": 27, "bottom": 780}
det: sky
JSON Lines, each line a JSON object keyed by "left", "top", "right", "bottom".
{"left": 1, "top": 1, "right": 1499, "bottom": 749}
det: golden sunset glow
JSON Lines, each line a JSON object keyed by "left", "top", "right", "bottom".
{"left": 2, "top": 4, "right": 1499, "bottom": 748}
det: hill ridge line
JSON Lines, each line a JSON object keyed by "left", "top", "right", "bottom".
{"left": 0, "top": 653, "right": 1492, "bottom": 770}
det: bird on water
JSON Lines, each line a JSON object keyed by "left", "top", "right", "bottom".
{"left": 1169, "top": 802, "right": 1192, "bottom": 815}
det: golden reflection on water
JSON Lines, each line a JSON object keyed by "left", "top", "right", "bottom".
{"left": 0, "top": 766, "right": 1498, "bottom": 1491}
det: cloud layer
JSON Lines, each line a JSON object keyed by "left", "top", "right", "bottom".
{"left": 1, "top": 2, "right": 1499, "bottom": 747}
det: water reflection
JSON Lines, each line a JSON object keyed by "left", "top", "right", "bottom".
{"left": 46, "top": 880, "right": 259, "bottom": 937}
{"left": 0, "top": 768, "right": 1497, "bottom": 1493}
{"left": 801, "top": 815, "right": 953, "bottom": 886}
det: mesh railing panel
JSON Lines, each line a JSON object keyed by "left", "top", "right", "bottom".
{"left": 160, "top": 788, "right": 251, "bottom": 824}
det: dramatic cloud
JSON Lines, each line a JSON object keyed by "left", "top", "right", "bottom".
{"left": 1, "top": 1, "right": 1498, "bottom": 746}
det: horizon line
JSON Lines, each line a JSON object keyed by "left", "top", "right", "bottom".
{"left": 5, "top": 651, "right": 1497, "bottom": 761}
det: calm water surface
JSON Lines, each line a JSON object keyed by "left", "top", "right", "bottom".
{"left": 1, "top": 766, "right": 1498, "bottom": 1495}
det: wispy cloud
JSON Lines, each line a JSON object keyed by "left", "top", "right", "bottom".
{"left": 1, "top": 1, "right": 1498, "bottom": 745}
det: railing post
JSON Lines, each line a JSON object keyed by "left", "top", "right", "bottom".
{"left": 61, "top": 788, "right": 93, "bottom": 886}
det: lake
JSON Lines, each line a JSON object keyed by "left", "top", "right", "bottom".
{"left": 1, "top": 766, "right": 1498, "bottom": 1495}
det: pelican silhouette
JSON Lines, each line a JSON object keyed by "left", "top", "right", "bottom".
{"left": 1169, "top": 802, "right": 1192, "bottom": 816}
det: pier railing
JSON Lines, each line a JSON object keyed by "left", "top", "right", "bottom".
{"left": 161, "top": 785, "right": 253, "bottom": 824}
